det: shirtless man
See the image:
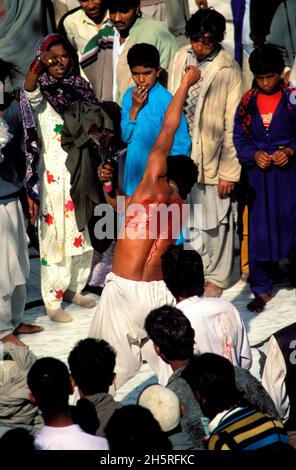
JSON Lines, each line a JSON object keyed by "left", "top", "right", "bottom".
{"left": 89, "top": 66, "right": 199, "bottom": 389}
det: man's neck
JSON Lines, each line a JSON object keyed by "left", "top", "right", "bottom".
{"left": 170, "top": 359, "right": 190, "bottom": 371}
{"left": 86, "top": 11, "right": 106, "bottom": 26}
{"left": 44, "top": 410, "right": 73, "bottom": 427}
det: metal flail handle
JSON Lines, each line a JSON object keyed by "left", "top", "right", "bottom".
{"left": 89, "top": 134, "right": 113, "bottom": 193}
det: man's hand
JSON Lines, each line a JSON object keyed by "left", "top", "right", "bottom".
{"left": 98, "top": 162, "right": 114, "bottom": 183}
{"left": 195, "top": 0, "right": 208, "bottom": 8}
{"left": 27, "top": 196, "right": 39, "bottom": 225}
{"left": 182, "top": 65, "right": 201, "bottom": 88}
{"left": 255, "top": 150, "right": 272, "bottom": 169}
{"left": 218, "top": 179, "right": 235, "bottom": 198}
{"left": 271, "top": 147, "right": 294, "bottom": 167}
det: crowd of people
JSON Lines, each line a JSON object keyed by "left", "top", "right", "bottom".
{"left": 0, "top": 0, "right": 296, "bottom": 453}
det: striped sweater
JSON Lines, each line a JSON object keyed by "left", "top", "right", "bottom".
{"left": 208, "top": 406, "right": 289, "bottom": 450}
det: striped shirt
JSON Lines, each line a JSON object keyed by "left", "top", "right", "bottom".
{"left": 208, "top": 406, "right": 289, "bottom": 450}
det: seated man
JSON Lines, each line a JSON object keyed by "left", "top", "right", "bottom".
{"left": 182, "top": 353, "right": 290, "bottom": 450}
{"left": 145, "top": 305, "right": 279, "bottom": 448}
{"left": 157, "top": 244, "right": 252, "bottom": 383}
{"left": 68, "top": 338, "right": 122, "bottom": 437}
{"left": 89, "top": 66, "right": 200, "bottom": 389}
{"left": 27, "top": 357, "right": 109, "bottom": 450}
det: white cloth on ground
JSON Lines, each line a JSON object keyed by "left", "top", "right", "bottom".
{"left": 89, "top": 272, "right": 175, "bottom": 389}
{"left": 262, "top": 335, "right": 289, "bottom": 423}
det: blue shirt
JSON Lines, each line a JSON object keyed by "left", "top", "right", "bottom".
{"left": 121, "top": 81, "right": 191, "bottom": 196}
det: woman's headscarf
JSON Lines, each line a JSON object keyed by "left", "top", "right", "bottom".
{"left": 20, "top": 34, "right": 99, "bottom": 204}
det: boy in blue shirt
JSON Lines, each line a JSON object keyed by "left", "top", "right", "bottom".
{"left": 121, "top": 43, "right": 191, "bottom": 196}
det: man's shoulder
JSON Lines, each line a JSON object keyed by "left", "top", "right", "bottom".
{"left": 61, "top": 7, "right": 85, "bottom": 27}
{"left": 132, "top": 17, "right": 173, "bottom": 39}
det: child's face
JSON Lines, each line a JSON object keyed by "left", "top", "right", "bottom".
{"left": 47, "top": 44, "right": 71, "bottom": 79}
{"left": 190, "top": 34, "right": 215, "bottom": 62}
{"left": 254, "top": 72, "right": 282, "bottom": 94}
{"left": 130, "top": 65, "right": 160, "bottom": 91}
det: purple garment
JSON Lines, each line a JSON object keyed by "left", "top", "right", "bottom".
{"left": 231, "top": 0, "right": 246, "bottom": 65}
{"left": 234, "top": 89, "right": 296, "bottom": 263}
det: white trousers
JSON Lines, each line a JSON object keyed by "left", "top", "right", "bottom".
{"left": 41, "top": 251, "right": 93, "bottom": 309}
{"left": 89, "top": 272, "right": 175, "bottom": 389}
{"left": 0, "top": 285, "right": 26, "bottom": 339}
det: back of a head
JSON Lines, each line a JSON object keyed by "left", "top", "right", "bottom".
{"left": 138, "top": 385, "right": 181, "bottom": 433}
{"left": 185, "top": 8, "right": 226, "bottom": 43}
{"left": 161, "top": 244, "right": 205, "bottom": 299}
{"left": 68, "top": 338, "right": 116, "bottom": 395}
{"left": 127, "top": 43, "right": 160, "bottom": 69}
{"left": 167, "top": 156, "right": 198, "bottom": 200}
{"left": 181, "top": 353, "right": 242, "bottom": 419}
{"left": 249, "top": 44, "right": 285, "bottom": 75}
{"left": 0, "top": 428, "right": 35, "bottom": 454}
{"left": 144, "top": 305, "right": 195, "bottom": 361}
{"left": 105, "top": 405, "right": 172, "bottom": 452}
{"left": 27, "top": 357, "right": 71, "bottom": 416}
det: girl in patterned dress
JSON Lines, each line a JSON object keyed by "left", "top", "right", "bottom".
{"left": 21, "top": 34, "right": 100, "bottom": 323}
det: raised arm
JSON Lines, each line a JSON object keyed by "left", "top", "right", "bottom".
{"left": 143, "top": 66, "right": 200, "bottom": 183}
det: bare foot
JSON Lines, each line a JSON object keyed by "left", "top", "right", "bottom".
{"left": 0, "top": 334, "right": 28, "bottom": 348}
{"left": 13, "top": 323, "right": 44, "bottom": 335}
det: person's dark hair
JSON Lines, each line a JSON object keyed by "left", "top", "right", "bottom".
{"left": 167, "top": 155, "right": 198, "bottom": 200}
{"left": 161, "top": 244, "right": 205, "bottom": 299}
{"left": 27, "top": 357, "right": 72, "bottom": 417}
{"left": 71, "top": 398, "right": 100, "bottom": 435}
{"left": 185, "top": 8, "right": 226, "bottom": 44}
{"left": 0, "top": 59, "right": 14, "bottom": 83}
{"left": 106, "top": 0, "right": 140, "bottom": 12}
{"left": 127, "top": 43, "right": 160, "bottom": 69}
{"left": 0, "top": 428, "right": 35, "bottom": 454}
{"left": 68, "top": 338, "right": 116, "bottom": 395}
{"left": 181, "top": 354, "right": 243, "bottom": 419}
{"left": 144, "top": 305, "right": 195, "bottom": 361}
{"left": 105, "top": 405, "right": 172, "bottom": 452}
{"left": 249, "top": 44, "right": 285, "bottom": 75}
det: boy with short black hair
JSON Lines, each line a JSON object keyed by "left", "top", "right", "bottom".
{"left": 68, "top": 338, "right": 122, "bottom": 437}
{"left": 27, "top": 357, "right": 109, "bottom": 450}
{"left": 234, "top": 43, "right": 296, "bottom": 313}
{"left": 121, "top": 42, "right": 191, "bottom": 195}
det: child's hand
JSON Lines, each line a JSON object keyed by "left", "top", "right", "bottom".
{"left": 271, "top": 148, "right": 294, "bottom": 167}
{"left": 132, "top": 86, "right": 148, "bottom": 109}
{"left": 255, "top": 151, "right": 272, "bottom": 169}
